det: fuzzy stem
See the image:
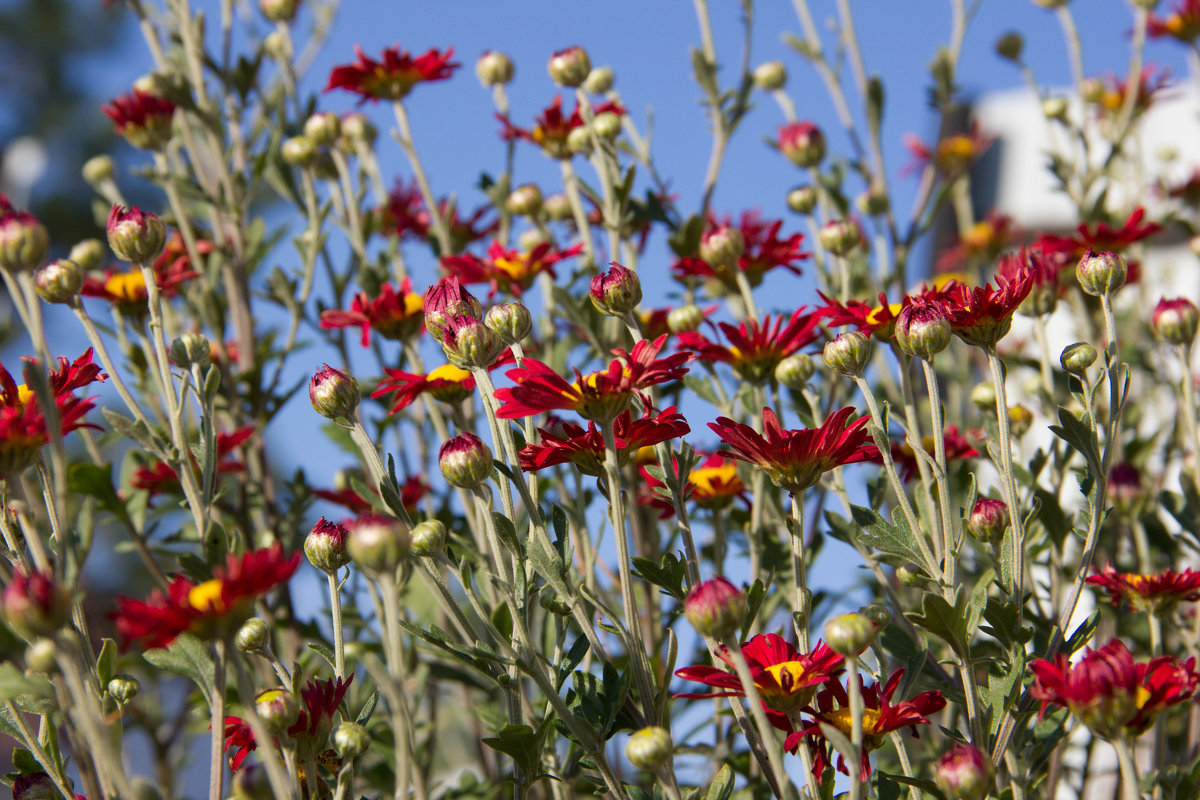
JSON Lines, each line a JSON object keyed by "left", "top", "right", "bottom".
{"left": 722, "top": 646, "right": 796, "bottom": 800}
{"left": 847, "top": 656, "right": 864, "bottom": 800}
{"left": 1114, "top": 737, "right": 1142, "bottom": 800}
{"left": 328, "top": 571, "right": 346, "bottom": 679}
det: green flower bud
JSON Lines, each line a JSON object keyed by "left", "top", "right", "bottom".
{"left": 107, "top": 673, "right": 141, "bottom": 706}
{"left": 818, "top": 218, "right": 862, "bottom": 256}
{"left": 699, "top": 225, "right": 745, "bottom": 269}
{"left": 1060, "top": 342, "right": 1097, "bottom": 375}
{"left": 583, "top": 66, "right": 614, "bottom": 94}
{"left": 476, "top": 51, "right": 515, "bottom": 87}
{"left": 590, "top": 263, "right": 642, "bottom": 317}
{"left": 506, "top": 184, "right": 543, "bottom": 217}
{"left": 259, "top": 0, "right": 300, "bottom": 23}
{"left": 566, "top": 126, "right": 593, "bottom": 155}
{"left": 1076, "top": 250, "right": 1126, "bottom": 297}
{"left": 305, "top": 517, "right": 351, "bottom": 575}
{"left": 34, "top": 259, "right": 84, "bottom": 304}
{"left": 439, "top": 433, "right": 494, "bottom": 489}
{"left": 309, "top": 364, "right": 360, "bottom": 419}
{"left": 824, "top": 331, "right": 872, "bottom": 377}
{"left": 543, "top": 193, "right": 573, "bottom": 221}
{"left": 340, "top": 113, "right": 377, "bottom": 146}
{"left": 823, "top": 612, "right": 877, "bottom": 657}
{"left": 168, "top": 333, "right": 212, "bottom": 368}
{"left": 591, "top": 111, "right": 622, "bottom": 140}
{"left": 547, "top": 46, "right": 591, "bottom": 88}
{"left": 775, "top": 353, "right": 816, "bottom": 389}
{"left": 969, "top": 381, "right": 997, "bottom": 409}
{"left": 787, "top": 186, "right": 819, "bottom": 215}
{"left": 625, "top": 726, "right": 673, "bottom": 771}
{"left": 24, "top": 638, "right": 58, "bottom": 673}
{"left": 667, "top": 304, "right": 705, "bottom": 334}
{"left": 334, "top": 721, "right": 370, "bottom": 759}
{"left": 346, "top": 513, "right": 410, "bottom": 574}
{"left": 895, "top": 301, "right": 951, "bottom": 360}
{"left": 255, "top": 688, "right": 300, "bottom": 735}
{"left": 753, "top": 60, "right": 787, "bottom": 91}
{"left": 995, "top": 32, "right": 1024, "bottom": 62}
{"left": 303, "top": 111, "right": 341, "bottom": 146}
{"left": 484, "top": 301, "right": 533, "bottom": 346}
{"left": 69, "top": 238, "right": 105, "bottom": 271}
{"left": 409, "top": 519, "right": 446, "bottom": 557}
{"left": 106, "top": 205, "right": 166, "bottom": 264}
{"left": 82, "top": 155, "right": 115, "bottom": 184}
{"left": 235, "top": 617, "right": 271, "bottom": 653}
{"left": 282, "top": 136, "right": 319, "bottom": 167}
{"left": 857, "top": 604, "right": 892, "bottom": 632}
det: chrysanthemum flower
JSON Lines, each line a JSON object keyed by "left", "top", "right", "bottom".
{"left": 787, "top": 669, "right": 945, "bottom": 781}
{"left": 872, "top": 426, "right": 980, "bottom": 481}
{"left": 224, "top": 675, "right": 354, "bottom": 770}
{"left": 372, "top": 363, "right": 476, "bottom": 414}
{"left": 495, "top": 335, "right": 692, "bottom": 422}
{"left": 113, "top": 544, "right": 301, "bottom": 650}
{"left": 319, "top": 279, "right": 425, "bottom": 347}
{"left": 902, "top": 122, "right": 993, "bottom": 177}
{"left": 676, "top": 309, "right": 822, "bottom": 384}
{"left": 499, "top": 95, "right": 624, "bottom": 159}
{"left": 710, "top": 407, "right": 874, "bottom": 494}
{"left": 517, "top": 406, "right": 689, "bottom": 476}
{"left": 381, "top": 181, "right": 497, "bottom": 252}
{"left": 0, "top": 350, "right": 106, "bottom": 476}
{"left": 674, "top": 634, "right": 844, "bottom": 716}
{"left": 1093, "top": 66, "right": 1171, "bottom": 115}
{"left": 441, "top": 240, "right": 584, "bottom": 297}
{"left": 672, "top": 212, "right": 807, "bottom": 289}
{"left": 102, "top": 89, "right": 177, "bottom": 150}
{"left": 81, "top": 256, "right": 198, "bottom": 316}
{"left": 941, "top": 264, "right": 1034, "bottom": 349}
{"left": 1038, "top": 207, "right": 1162, "bottom": 267}
{"left": 312, "top": 475, "right": 428, "bottom": 515}
{"left": 132, "top": 426, "right": 256, "bottom": 497}
{"left": 936, "top": 212, "right": 1015, "bottom": 273}
{"left": 1149, "top": 0, "right": 1200, "bottom": 41}
{"left": 325, "top": 44, "right": 459, "bottom": 102}
{"left": 640, "top": 453, "right": 747, "bottom": 518}
{"left": 1030, "top": 639, "right": 1199, "bottom": 738}
{"left": 818, "top": 292, "right": 904, "bottom": 340}
{"left": 1086, "top": 564, "right": 1200, "bottom": 616}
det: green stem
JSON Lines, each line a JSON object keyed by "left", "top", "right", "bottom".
{"left": 209, "top": 640, "right": 226, "bottom": 800}
{"left": 987, "top": 350, "right": 1026, "bottom": 604}
{"left": 328, "top": 571, "right": 346, "bottom": 679}
{"left": 1114, "top": 737, "right": 1142, "bottom": 800}
{"left": 391, "top": 100, "right": 451, "bottom": 256}
{"left": 847, "top": 656, "right": 864, "bottom": 800}
{"left": 723, "top": 646, "right": 795, "bottom": 800}
{"left": 788, "top": 494, "right": 810, "bottom": 650}
{"left": 921, "top": 358, "right": 956, "bottom": 586}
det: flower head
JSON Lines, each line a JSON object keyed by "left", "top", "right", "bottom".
{"left": 499, "top": 95, "right": 624, "bottom": 160}
{"left": 102, "top": 89, "right": 176, "bottom": 149}
{"left": 132, "top": 426, "right": 255, "bottom": 496}
{"left": 942, "top": 265, "right": 1034, "bottom": 349}
{"left": 518, "top": 406, "right": 689, "bottom": 476}
{"left": 710, "top": 406, "right": 874, "bottom": 493}
{"left": 1038, "top": 207, "right": 1162, "bottom": 271}
{"left": 224, "top": 675, "right": 353, "bottom": 770}
{"left": 2, "top": 569, "right": 71, "bottom": 640}
{"left": 1086, "top": 564, "right": 1200, "bottom": 616}
{"left": 639, "top": 453, "right": 747, "bottom": 517}
{"left": 875, "top": 426, "right": 980, "bottom": 482}
{"left": 903, "top": 122, "right": 993, "bottom": 177}
{"left": 1092, "top": 66, "right": 1171, "bottom": 116}
{"left": 81, "top": 258, "right": 197, "bottom": 316}
{"left": 381, "top": 181, "right": 497, "bottom": 252}
{"left": 441, "top": 239, "right": 583, "bottom": 297}
{"left": 113, "top": 544, "right": 301, "bottom": 650}
{"left": 325, "top": 44, "right": 459, "bottom": 102}
{"left": 1149, "top": 1, "right": 1200, "bottom": 41}
{"left": 319, "top": 279, "right": 425, "bottom": 347}
{"left": 372, "top": 363, "right": 476, "bottom": 414}
{"left": 106, "top": 204, "right": 166, "bottom": 264}
{"left": 676, "top": 309, "right": 822, "bottom": 384}
{"left": 818, "top": 291, "right": 904, "bottom": 340}
{"left": 936, "top": 212, "right": 1016, "bottom": 272}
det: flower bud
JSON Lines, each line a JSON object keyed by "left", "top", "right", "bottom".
{"left": 1080, "top": 77, "right": 1105, "bottom": 104}
{"left": 518, "top": 228, "right": 552, "bottom": 252}
{"left": 168, "top": 333, "right": 212, "bottom": 368}
{"left": 778, "top": 121, "right": 826, "bottom": 167}
{"left": 0, "top": 207, "right": 49, "bottom": 272}
{"left": 346, "top": 513, "right": 410, "bottom": 574}
{"left": 34, "top": 259, "right": 84, "bottom": 304}
{"left": 818, "top": 218, "right": 862, "bottom": 256}
{"left": 441, "top": 315, "right": 504, "bottom": 369}
{"left": 753, "top": 60, "right": 787, "bottom": 91}
{"left": 259, "top": 0, "right": 300, "bottom": 23}
{"left": 255, "top": 688, "right": 300, "bottom": 735}
{"left": 1109, "top": 463, "right": 1144, "bottom": 515}
{"left": 591, "top": 111, "right": 622, "bottom": 140}
{"left": 967, "top": 498, "right": 1009, "bottom": 544}
{"left": 566, "top": 126, "right": 593, "bottom": 155}
{"left": 823, "top": 612, "right": 877, "bottom": 657}
{"left": 2, "top": 570, "right": 70, "bottom": 640}
{"left": 895, "top": 300, "right": 951, "bottom": 360}
{"left": 303, "top": 111, "right": 341, "bottom": 146}
{"left": 1042, "top": 96, "right": 1069, "bottom": 121}
{"left": 439, "top": 432, "right": 494, "bottom": 489}
{"left": 506, "top": 184, "right": 543, "bottom": 217}
{"left": 590, "top": 263, "right": 642, "bottom": 317}
{"left": 83, "top": 154, "right": 115, "bottom": 184}
{"left": 935, "top": 744, "right": 993, "bottom": 800}
{"left": 24, "top": 639, "right": 57, "bottom": 673}
{"left": 1008, "top": 404, "right": 1033, "bottom": 438}
{"left": 334, "top": 721, "right": 370, "bottom": 759}
{"left": 484, "top": 302, "right": 533, "bottom": 346}
{"left": 409, "top": 519, "right": 446, "bottom": 557}
{"left": 107, "top": 673, "right": 140, "bottom": 706}
{"left": 282, "top": 135, "right": 319, "bottom": 167}
{"left": 699, "top": 225, "right": 745, "bottom": 269}
{"left": 263, "top": 30, "right": 290, "bottom": 60}
{"left": 625, "top": 726, "right": 673, "bottom": 771}
{"left": 340, "top": 113, "right": 377, "bottom": 146}
{"left": 824, "top": 331, "right": 872, "bottom": 377}
{"left": 1033, "top": 0, "right": 1070, "bottom": 7}
{"left": 1060, "top": 342, "right": 1097, "bottom": 375}
{"left": 857, "top": 604, "right": 892, "bottom": 632}
{"left": 970, "top": 381, "right": 996, "bottom": 409}
{"left": 305, "top": 517, "right": 351, "bottom": 574}
{"left": 232, "top": 765, "right": 272, "bottom": 800}
{"left": 235, "top": 617, "right": 271, "bottom": 653}
{"left": 775, "top": 353, "right": 816, "bottom": 389}
{"left": 1076, "top": 250, "right": 1126, "bottom": 297}
{"left": 543, "top": 193, "right": 573, "bottom": 221}
{"left": 856, "top": 187, "right": 890, "bottom": 217}
{"left": 476, "top": 51, "right": 515, "bottom": 87}
{"left": 995, "top": 32, "right": 1024, "bottom": 62}
{"left": 548, "top": 45, "right": 591, "bottom": 87}
{"left": 1152, "top": 297, "right": 1200, "bottom": 346}
{"left": 683, "top": 577, "right": 745, "bottom": 641}
{"left": 424, "top": 276, "right": 483, "bottom": 340}
{"left": 13, "top": 773, "right": 60, "bottom": 800}
{"left": 896, "top": 564, "right": 923, "bottom": 586}
{"left": 787, "top": 186, "right": 819, "bottom": 215}
{"left": 309, "top": 364, "right": 360, "bottom": 419}
{"left": 106, "top": 205, "right": 166, "bottom": 264}
{"left": 667, "top": 304, "right": 705, "bottom": 334}
{"left": 583, "top": 66, "right": 614, "bottom": 94}
{"left": 69, "top": 238, "right": 105, "bottom": 271}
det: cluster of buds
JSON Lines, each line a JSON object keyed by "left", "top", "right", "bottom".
{"left": 424, "top": 277, "right": 508, "bottom": 368}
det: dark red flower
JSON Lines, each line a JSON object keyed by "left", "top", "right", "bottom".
{"left": 1092, "top": 66, "right": 1171, "bottom": 115}
{"left": 710, "top": 406, "right": 874, "bottom": 494}
{"left": 325, "top": 44, "right": 459, "bottom": 102}
{"left": 102, "top": 90, "right": 176, "bottom": 149}
{"left": 902, "top": 122, "right": 993, "bottom": 177}
{"left": 224, "top": 675, "right": 353, "bottom": 770}
{"left": 676, "top": 309, "right": 821, "bottom": 384}
{"left": 372, "top": 363, "right": 476, "bottom": 414}
{"left": 1087, "top": 564, "right": 1200, "bottom": 616}
{"left": 113, "top": 544, "right": 301, "bottom": 650}
{"left": 312, "top": 475, "right": 428, "bottom": 515}
{"left": 1149, "top": 1, "right": 1200, "bottom": 41}
{"left": 495, "top": 335, "right": 692, "bottom": 422}
{"left": 517, "top": 406, "right": 689, "bottom": 476}
{"left": 942, "top": 265, "right": 1034, "bottom": 349}
{"left": 81, "top": 257, "right": 198, "bottom": 315}
{"left": 936, "top": 212, "right": 1016, "bottom": 273}
{"left": 132, "top": 425, "right": 256, "bottom": 496}
{"left": 498, "top": 95, "right": 625, "bottom": 160}
{"left": 672, "top": 212, "right": 808, "bottom": 289}
{"left": 381, "top": 181, "right": 497, "bottom": 252}
{"left": 441, "top": 239, "right": 584, "bottom": 297}
{"left": 1038, "top": 207, "right": 1163, "bottom": 264}
{"left": 319, "top": 279, "right": 425, "bottom": 347}
{"left": 870, "top": 426, "right": 980, "bottom": 482}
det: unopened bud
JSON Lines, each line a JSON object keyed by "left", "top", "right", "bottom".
{"left": 857, "top": 604, "right": 892, "bottom": 632}
{"left": 409, "top": 519, "right": 446, "bottom": 557}
{"left": 83, "top": 155, "right": 115, "bottom": 184}
{"left": 775, "top": 353, "right": 816, "bottom": 389}
{"left": 485, "top": 302, "right": 533, "bottom": 345}
{"left": 424, "top": 276, "right": 483, "bottom": 340}
{"left": 1080, "top": 77, "right": 1105, "bottom": 104}
{"left": 168, "top": 333, "right": 212, "bottom": 368}
{"left": 346, "top": 513, "right": 409, "bottom": 574}
{"left": 967, "top": 498, "right": 1009, "bottom": 543}
{"left": 107, "top": 674, "right": 140, "bottom": 706}
{"left": 818, "top": 219, "right": 862, "bottom": 256}
{"left": 517, "top": 228, "right": 552, "bottom": 252}
{"left": 1076, "top": 250, "right": 1126, "bottom": 296}
{"left": 753, "top": 61, "right": 787, "bottom": 91}
{"left": 969, "top": 381, "right": 996, "bottom": 409}
{"left": 0, "top": 208, "right": 49, "bottom": 272}
{"left": 439, "top": 432, "right": 494, "bottom": 489}
{"left": 334, "top": 721, "right": 370, "bottom": 759}
{"left": 1008, "top": 404, "right": 1033, "bottom": 438}
{"left": 548, "top": 46, "right": 591, "bottom": 88}
{"left": 305, "top": 517, "right": 351, "bottom": 574}
{"left": 591, "top": 111, "right": 621, "bottom": 140}
{"left": 856, "top": 187, "right": 890, "bottom": 217}
{"left": 476, "top": 51, "right": 515, "bottom": 88}
{"left": 995, "top": 32, "right": 1024, "bottom": 62}
{"left": 699, "top": 225, "right": 745, "bottom": 269}
{"left": 309, "top": 364, "right": 360, "bottom": 419}
{"left": 895, "top": 301, "right": 951, "bottom": 360}
{"left": 823, "top": 612, "right": 877, "bottom": 657}
{"left": 340, "top": 113, "right": 377, "bottom": 146}
{"left": 34, "top": 260, "right": 84, "bottom": 304}
{"left": 787, "top": 186, "right": 819, "bottom": 215}
{"left": 935, "top": 744, "right": 993, "bottom": 800}
{"left": 106, "top": 205, "right": 166, "bottom": 264}
{"left": 1042, "top": 96, "right": 1069, "bottom": 121}
{"left": 25, "top": 639, "right": 57, "bottom": 673}
{"left": 2, "top": 570, "right": 70, "bottom": 640}
{"left": 543, "top": 193, "right": 573, "bottom": 221}
{"left": 590, "top": 263, "right": 642, "bottom": 317}
{"left": 1060, "top": 342, "right": 1097, "bottom": 375}
{"left": 282, "top": 135, "right": 319, "bottom": 167}
{"left": 778, "top": 121, "right": 826, "bottom": 168}
{"left": 667, "top": 304, "right": 705, "bottom": 334}
{"left": 235, "top": 618, "right": 271, "bottom": 653}
{"left": 69, "top": 239, "right": 105, "bottom": 271}
{"left": 441, "top": 315, "right": 503, "bottom": 369}
{"left": 506, "top": 184, "right": 543, "bottom": 217}
{"left": 566, "top": 126, "right": 593, "bottom": 155}
{"left": 896, "top": 564, "right": 923, "bottom": 586}
{"left": 255, "top": 688, "right": 300, "bottom": 735}
{"left": 259, "top": 0, "right": 300, "bottom": 23}
{"left": 683, "top": 577, "right": 745, "bottom": 641}
{"left": 625, "top": 726, "right": 673, "bottom": 771}
{"left": 1152, "top": 297, "right": 1200, "bottom": 346}
{"left": 583, "top": 66, "right": 614, "bottom": 94}
{"left": 303, "top": 111, "right": 341, "bottom": 146}
{"left": 824, "top": 331, "right": 872, "bottom": 377}
{"left": 13, "top": 773, "right": 61, "bottom": 800}
{"left": 263, "top": 30, "right": 290, "bottom": 60}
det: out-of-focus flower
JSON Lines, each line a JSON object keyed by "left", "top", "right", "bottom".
{"left": 937, "top": 212, "right": 1016, "bottom": 273}
{"left": 787, "top": 669, "right": 946, "bottom": 782}
{"left": 672, "top": 212, "right": 807, "bottom": 289}
{"left": 1090, "top": 65, "right": 1171, "bottom": 115}
{"left": 224, "top": 675, "right": 354, "bottom": 770}
{"left": 872, "top": 427, "right": 980, "bottom": 482}
{"left": 942, "top": 265, "right": 1034, "bottom": 349}
{"left": 517, "top": 406, "right": 689, "bottom": 476}
{"left": 1038, "top": 208, "right": 1162, "bottom": 286}
{"left": 106, "top": 205, "right": 166, "bottom": 264}
{"left": 132, "top": 426, "right": 256, "bottom": 496}
{"left": 711, "top": 407, "right": 874, "bottom": 494}
{"left": 903, "top": 123, "right": 993, "bottom": 177}
{"left": 1151, "top": 297, "right": 1200, "bottom": 345}
{"left": 935, "top": 744, "right": 993, "bottom": 800}
{"left": 682, "top": 577, "right": 746, "bottom": 641}
{"left": 775, "top": 121, "right": 826, "bottom": 168}
{"left": 81, "top": 259, "right": 197, "bottom": 316}
{"left": 312, "top": 474, "right": 428, "bottom": 515}
{"left": 102, "top": 89, "right": 177, "bottom": 150}
{"left": 1030, "top": 639, "right": 1199, "bottom": 738}
{"left": 372, "top": 363, "right": 475, "bottom": 414}
{"left": 441, "top": 240, "right": 583, "bottom": 296}
{"left": 0, "top": 201, "right": 49, "bottom": 273}
{"left": 113, "top": 544, "right": 301, "bottom": 650}
{"left": 381, "top": 181, "right": 497, "bottom": 252}
{"left": 325, "top": 44, "right": 459, "bottom": 102}
{"left": 2, "top": 569, "right": 71, "bottom": 640}
{"left": 1149, "top": 1, "right": 1200, "bottom": 41}
{"left": 639, "top": 453, "right": 747, "bottom": 518}
{"left": 676, "top": 309, "right": 822, "bottom": 384}
{"left": 499, "top": 95, "right": 624, "bottom": 160}
{"left": 319, "top": 279, "right": 425, "bottom": 347}
{"left": 1087, "top": 564, "right": 1200, "bottom": 616}
{"left": 495, "top": 335, "right": 692, "bottom": 422}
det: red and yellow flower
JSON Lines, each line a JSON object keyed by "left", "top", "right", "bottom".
{"left": 1090, "top": 66, "right": 1171, "bottom": 116}
{"left": 640, "top": 453, "right": 747, "bottom": 518}
{"left": 676, "top": 309, "right": 822, "bottom": 384}
{"left": 1030, "top": 638, "right": 1199, "bottom": 738}
{"left": 495, "top": 335, "right": 692, "bottom": 422}
{"left": 499, "top": 95, "right": 625, "bottom": 160}
{"left": 372, "top": 363, "right": 475, "bottom": 414}
{"left": 102, "top": 89, "right": 177, "bottom": 150}
{"left": 672, "top": 212, "right": 808, "bottom": 289}
{"left": 1086, "top": 564, "right": 1200, "bottom": 616}
{"left": 517, "top": 406, "right": 689, "bottom": 476}
{"left": 873, "top": 426, "right": 980, "bottom": 482}
{"left": 941, "top": 264, "right": 1033, "bottom": 349}
{"left": 1149, "top": 0, "right": 1200, "bottom": 41}
{"left": 441, "top": 240, "right": 584, "bottom": 297}
{"left": 319, "top": 279, "right": 425, "bottom": 347}
{"left": 81, "top": 256, "right": 198, "bottom": 316}
{"left": 132, "top": 425, "right": 256, "bottom": 497}
{"left": 113, "top": 544, "right": 301, "bottom": 650}
{"left": 710, "top": 406, "right": 874, "bottom": 494}
{"left": 903, "top": 122, "right": 993, "bottom": 177}
{"left": 325, "top": 44, "right": 459, "bottom": 102}
{"left": 224, "top": 675, "right": 354, "bottom": 770}
{"left": 935, "top": 212, "right": 1015, "bottom": 273}
{"left": 381, "top": 181, "right": 497, "bottom": 252}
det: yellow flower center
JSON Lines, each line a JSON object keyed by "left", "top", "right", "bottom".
{"left": 866, "top": 303, "right": 903, "bottom": 326}
{"left": 932, "top": 272, "right": 967, "bottom": 290}
{"left": 936, "top": 136, "right": 977, "bottom": 171}
{"left": 402, "top": 293, "right": 424, "bottom": 317}
{"left": 104, "top": 270, "right": 148, "bottom": 303}
{"left": 494, "top": 254, "right": 537, "bottom": 281}
{"left": 689, "top": 463, "right": 738, "bottom": 496}
{"left": 257, "top": 688, "right": 287, "bottom": 704}
{"left": 962, "top": 221, "right": 996, "bottom": 251}
{"left": 187, "top": 579, "right": 226, "bottom": 613}
{"left": 824, "top": 707, "right": 883, "bottom": 737}
{"left": 13, "top": 384, "right": 35, "bottom": 407}
{"left": 427, "top": 364, "right": 473, "bottom": 383}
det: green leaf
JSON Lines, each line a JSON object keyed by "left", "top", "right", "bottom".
{"left": 848, "top": 505, "right": 929, "bottom": 570}
{"left": 866, "top": 75, "right": 885, "bottom": 135}
{"left": 905, "top": 591, "right": 967, "bottom": 656}
{"left": 482, "top": 719, "right": 554, "bottom": 785}
{"left": 1063, "top": 609, "right": 1100, "bottom": 655}
{"left": 356, "top": 690, "right": 378, "bottom": 724}
{"left": 96, "top": 637, "right": 118, "bottom": 687}
{"left": 307, "top": 641, "right": 337, "bottom": 670}
{"left": 491, "top": 513, "right": 523, "bottom": 557}
{"left": 0, "top": 663, "right": 57, "bottom": 715}
{"left": 101, "top": 408, "right": 160, "bottom": 453}
{"left": 68, "top": 463, "right": 128, "bottom": 521}
{"left": 743, "top": 579, "right": 767, "bottom": 635}
{"left": 876, "top": 772, "right": 946, "bottom": 800}
{"left": 142, "top": 634, "right": 215, "bottom": 705}
{"left": 1049, "top": 407, "right": 1100, "bottom": 473}
{"left": 668, "top": 214, "right": 705, "bottom": 258}
{"left": 12, "top": 747, "right": 40, "bottom": 774}
{"left": 706, "top": 764, "right": 735, "bottom": 800}
{"left": 630, "top": 552, "right": 688, "bottom": 600}
{"left": 689, "top": 48, "right": 720, "bottom": 99}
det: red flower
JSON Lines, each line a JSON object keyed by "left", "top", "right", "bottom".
{"left": 132, "top": 425, "right": 256, "bottom": 496}
{"left": 495, "top": 335, "right": 692, "bottom": 422}
{"left": 325, "top": 44, "right": 459, "bottom": 102}
{"left": 902, "top": 122, "right": 993, "bottom": 177}
{"left": 499, "top": 95, "right": 625, "bottom": 160}
{"left": 1030, "top": 639, "right": 1199, "bottom": 738}
{"left": 1149, "top": 1, "right": 1200, "bottom": 41}
{"left": 675, "top": 633, "right": 844, "bottom": 717}
{"left": 0, "top": 350, "right": 106, "bottom": 476}
{"left": 319, "top": 279, "right": 425, "bottom": 347}
{"left": 935, "top": 212, "right": 1015, "bottom": 272}
{"left": 1092, "top": 66, "right": 1171, "bottom": 115}
{"left": 941, "top": 265, "right": 1033, "bottom": 349}
{"left": 818, "top": 292, "right": 904, "bottom": 340}
{"left": 441, "top": 239, "right": 584, "bottom": 297}
{"left": 81, "top": 258, "right": 198, "bottom": 315}
{"left": 787, "top": 669, "right": 946, "bottom": 782}
{"left": 710, "top": 406, "right": 874, "bottom": 494}
{"left": 1086, "top": 564, "right": 1200, "bottom": 616}
{"left": 113, "top": 544, "right": 301, "bottom": 650}
{"left": 672, "top": 212, "right": 808, "bottom": 289}
{"left": 517, "top": 406, "right": 689, "bottom": 476}
{"left": 676, "top": 309, "right": 821, "bottom": 384}
{"left": 1038, "top": 207, "right": 1163, "bottom": 263}
{"left": 224, "top": 675, "right": 353, "bottom": 770}
{"left": 1161, "top": 169, "right": 1200, "bottom": 205}
{"left": 381, "top": 181, "right": 497, "bottom": 251}
{"left": 312, "top": 475, "right": 428, "bottom": 514}
{"left": 372, "top": 363, "right": 476, "bottom": 414}
{"left": 102, "top": 90, "right": 176, "bottom": 149}
{"left": 639, "top": 453, "right": 747, "bottom": 518}
{"left": 871, "top": 426, "right": 980, "bottom": 481}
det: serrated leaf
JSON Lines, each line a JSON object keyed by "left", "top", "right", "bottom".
{"left": 101, "top": 408, "right": 160, "bottom": 453}
{"left": 906, "top": 591, "right": 967, "bottom": 656}
{"left": 848, "top": 505, "right": 929, "bottom": 570}
{"left": 0, "top": 663, "right": 57, "bottom": 714}
{"left": 142, "top": 634, "right": 215, "bottom": 704}
{"left": 1063, "top": 609, "right": 1100, "bottom": 655}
